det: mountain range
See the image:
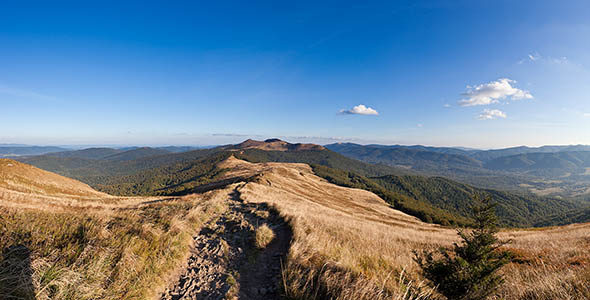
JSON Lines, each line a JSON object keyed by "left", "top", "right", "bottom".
{"left": 325, "top": 143, "right": 590, "bottom": 198}
{"left": 14, "top": 138, "right": 590, "bottom": 227}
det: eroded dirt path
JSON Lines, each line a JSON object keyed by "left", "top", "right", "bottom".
{"left": 161, "top": 185, "right": 292, "bottom": 300}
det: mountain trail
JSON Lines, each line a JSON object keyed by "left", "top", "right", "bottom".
{"left": 161, "top": 184, "right": 292, "bottom": 300}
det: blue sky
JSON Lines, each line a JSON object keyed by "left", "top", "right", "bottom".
{"left": 1, "top": 0, "right": 588, "bottom": 148}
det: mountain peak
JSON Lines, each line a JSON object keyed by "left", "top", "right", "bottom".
{"left": 232, "top": 139, "right": 325, "bottom": 152}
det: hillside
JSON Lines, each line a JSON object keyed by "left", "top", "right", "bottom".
{"left": 326, "top": 143, "right": 590, "bottom": 198}
{"left": 0, "top": 159, "right": 108, "bottom": 198}
{"left": 371, "top": 174, "right": 581, "bottom": 227}
{"left": 48, "top": 147, "right": 124, "bottom": 159}
{"left": 485, "top": 151, "right": 590, "bottom": 176}
{"left": 221, "top": 158, "right": 590, "bottom": 299}
{"left": 234, "top": 147, "right": 414, "bottom": 177}
{"left": 2, "top": 158, "right": 589, "bottom": 299}
{"left": 325, "top": 143, "right": 483, "bottom": 171}
{"left": 536, "top": 207, "right": 590, "bottom": 226}
{"left": 19, "top": 147, "right": 222, "bottom": 182}
{"left": 102, "top": 147, "right": 171, "bottom": 161}
{"left": 94, "top": 152, "right": 234, "bottom": 196}
{"left": 0, "top": 159, "right": 227, "bottom": 299}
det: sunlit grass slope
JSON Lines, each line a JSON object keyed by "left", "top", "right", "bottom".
{"left": 222, "top": 157, "right": 590, "bottom": 299}
{"left": 0, "top": 158, "right": 228, "bottom": 300}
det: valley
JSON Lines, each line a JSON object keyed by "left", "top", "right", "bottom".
{"left": 326, "top": 143, "right": 590, "bottom": 200}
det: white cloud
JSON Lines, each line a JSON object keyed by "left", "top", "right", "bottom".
{"left": 584, "top": 113, "right": 590, "bottom": 118}
{"left": 443, "top": 103, "right": 451, "bottom": 108}
{"left": 339, "top": 104, "right": 379, "bottom": 116}
{"left": 528, "top": 53, "right": 541, "bottom": 61}
{"left": 519, "top": 52, "right": 572, "bottom": 65}
{"left": 458, "top": 78, "right": 533, "bottom": 106}
{"left": 478, "top": 109, "right": 507, "bottom": 120}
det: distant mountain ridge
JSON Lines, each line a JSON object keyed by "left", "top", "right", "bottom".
{"left": 325, "top": 143, "right": 590, "bottom": 175}
{"left": 0, "top": 145, "right": 69, "bottom": 157}
{"left": 470, "top": 145, "right": 590, "bottom": 162}
{"left": 227, "top": 138, "right": 326, "bottom": 151}
{"left": 325, "top": 142, "right": 590, "bottom": 198}
{"left": 326, "top": 143, "right": 483, "bottom": 170}
{"left": 484, "top": 151, "right": 590, "bottom": 177}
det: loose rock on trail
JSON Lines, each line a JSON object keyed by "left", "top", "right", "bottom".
{"left": 161, "top": 185, "right": 292, "bottom": 300}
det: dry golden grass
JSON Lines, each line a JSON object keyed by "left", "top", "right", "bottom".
{"left": 2, "top": 156, "right": 589, "bottom": 299}
{"left": 0, "top": 191, "right": 230, "bottom": 300}
{"left": 255, "top": 224, "right": 275, "bottom": 249}
{"left": 0, "top": 159, "right": 233, "bottom": 300}
{"left": 223, "top": 157, "right": 590, "bottom": 300}
{"left": 0, "top": 159, "right": 108, "bottom": 198}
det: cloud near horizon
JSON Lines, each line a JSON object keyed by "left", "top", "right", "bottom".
{"left": 478, "top": 109, "right": 507, "bottom": 120}
{"left": 458, "top": 78, "right": 533, "bottom": 106}
{"left": 339, "top": 104, "right": 379, "bottom": 115}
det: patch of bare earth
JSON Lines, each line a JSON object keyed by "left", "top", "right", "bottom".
{"left": 161, "top": 185, "right": 292, "bottom": 300}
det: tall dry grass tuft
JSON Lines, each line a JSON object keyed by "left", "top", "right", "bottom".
{"left": 255, "top": 224, "right": 275, "bottom": 249}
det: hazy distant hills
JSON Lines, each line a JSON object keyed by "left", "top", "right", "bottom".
{"left": 326, "top": 143, "right": 590, "bottom": 169}
{"left": 470, "top": 145, "right": 590, "bottom": 162}
{"left": 485, "top": 151, "right": 590, "bottom": 175}
{"left": 325, "top": 143, "right": 590, "bottom": 198}
{"left": 325, "top": 143, "right": 483, "bottom": 171}
{"left": 0, "top": 145, "right": 204, "bottom": 159}
{"left": 48, "top": 147, "right": 125, "bottom": 159}
{"left": 0, "top": 145, "right": 68, "bottom": 157}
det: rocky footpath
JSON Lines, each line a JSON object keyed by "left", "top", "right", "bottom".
{"left": 161, "top": 186, "right": 292, "bottom": 300}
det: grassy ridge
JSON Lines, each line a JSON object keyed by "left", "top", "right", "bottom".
{"left": 310, "top": 164, "right": 471, "bottom": 226}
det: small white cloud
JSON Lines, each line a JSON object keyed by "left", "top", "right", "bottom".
{"left": 339, "top": 104, "right": 379, "bottom": 116}
{"left": 478, "top": 109, "right": 507, "bottom": 120}
{"left": 528, "top": 53, "right": 541, "bottom": 61}
{"left": 584, "top": 113, "right": 590, "bottom": 118}
{"left": 458, "top": 78, "right": 533, "bottom": 106}
{"left": 443, "top": 103, "right": 451, "bottom": 108}
{"left": 417, "top": 123, "right": 423, "bottom": 128}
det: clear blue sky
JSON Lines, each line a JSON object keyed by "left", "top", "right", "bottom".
{"left": 1, "top": 0, "right": 589, "bottom": 148}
